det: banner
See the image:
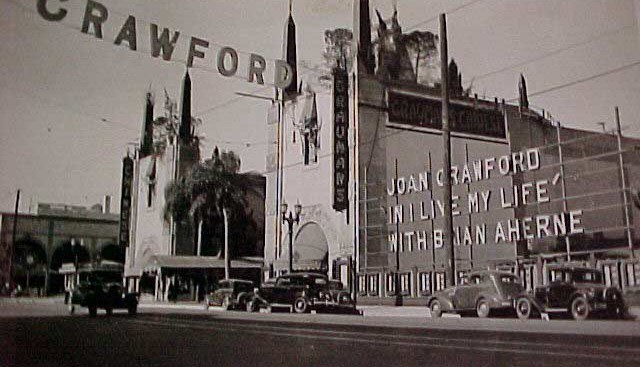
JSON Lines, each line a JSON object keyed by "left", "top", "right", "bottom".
{"left": 118, "top": 156, "right": 134, "bottom": 247}
{"left": 333, "top": 68, "right": 349, "bottom": 212}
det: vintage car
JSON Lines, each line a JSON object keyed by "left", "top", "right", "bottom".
{"left": 426, "top": 270, "right": 524, "bottom": 318}
{"left": 204, "top": 279, "right": 254, "bottom": 311}
{"left": 68, "top": 271, "right": 138, "bottom": 317}
{"left": 514, "top": 266, "right": 626, "bottom": 320}
{"left": 246, "top": 272, "right": 358, "bottom": 314}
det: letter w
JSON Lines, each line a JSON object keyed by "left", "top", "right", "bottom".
{"left": 150, "top": 24, "right": 180, "bottom": 61}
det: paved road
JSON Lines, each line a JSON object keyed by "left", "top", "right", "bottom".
{"left": 1, "top": 302, "right": 639, "bottom": 367}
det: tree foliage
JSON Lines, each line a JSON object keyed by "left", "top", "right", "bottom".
{"left": 163, "top": 148, "right": 264, "bottom": 258}
{"left": 402, "top": 30, "right": 438, "bottom": 83}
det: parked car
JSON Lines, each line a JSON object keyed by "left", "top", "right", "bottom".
{"left": 426, "top": 270, "right": 524, "bottom": 318}
{"left": 68, "top": 271, "right": 138, "bottom": 317}
{"left": 515, "top": 266, "right": 627, "bottom": 320}
{"left": 204, "top": 279, "right": 254, "bottom": 311}
{"left": 246, "top": 273, "right": 358, "bottom": 314}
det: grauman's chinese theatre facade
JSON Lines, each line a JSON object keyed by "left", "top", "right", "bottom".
{"left": 352, "top": 1, "right": 640, "bottom": 302}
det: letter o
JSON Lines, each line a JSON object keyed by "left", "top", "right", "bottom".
{"left": 217, "top": 47, "right": 238, "bottom": 77}
{"left": 498, "top": 155, "right": 510, "bottom": 176}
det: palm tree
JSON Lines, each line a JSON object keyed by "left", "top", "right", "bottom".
{"left": 164, "top": 147, "right": 263, "bottom": 279}
{"left": 402, "top": 30, "right": 438, "bottom": 83}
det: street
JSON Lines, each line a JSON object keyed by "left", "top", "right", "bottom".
{"left": 1, "top": 301, "right": 640, "bottom": 367}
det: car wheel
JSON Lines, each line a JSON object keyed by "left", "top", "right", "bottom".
{"left": 68, "top": 304, "right": 75, "bottom": 315}
{"left": 222, "top": 296, "right": 231, "bottom": 311}
{"left": 476, "top": 299, "right": 491, "bottom": 318}
{"left": 429, "top": 299, "right": 443, "bottom": 318}
{"left": 516, "top": 298, "right": 532, "bottom": 320}
{"left": 293, "top": 297, "right": 309, "bottom": 314}
{"left": 570, "top": 296, "right": 590, "bottom": 321}
{"left": 88, "top": 304, "right": 97, "bottom": 317}
{"left": 127, "top": 304, "right": 137, "bottom": 316}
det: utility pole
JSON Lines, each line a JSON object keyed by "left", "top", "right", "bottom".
{"left": 615, "top": 107, "right": 634, "bottom": 257}
{"left": 394, "top": 159, "right": 402, "bottom": 306}
{"left": 440, "top": 14, "right": 455, "bottom": 287}
{"left": 8, "top": 189, "right": 20, "bottom": 288}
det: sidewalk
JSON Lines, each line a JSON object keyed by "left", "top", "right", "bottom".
{"left": 3, "top": 296, "right": 639, "bottom": 320}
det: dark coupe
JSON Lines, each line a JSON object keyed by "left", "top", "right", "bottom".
{"left": 426, "top": 270, "right": 524, "bottom": 318}
{"left": 515, "top": 266, "right": 626, "bottom": 320}
{"left": 69, "top": 271, "right": 138, "bottom": 317}
{"left": 247, "top": 272, "right": 358, "bottom": 314}
{"left": 204, "top": 279, "right": 254, "bottom": 311}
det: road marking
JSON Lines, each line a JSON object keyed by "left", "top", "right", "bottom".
{"left": 122, "top": 317, "right": 640, "bottom": 363}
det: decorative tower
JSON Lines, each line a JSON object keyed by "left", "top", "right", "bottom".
{"left": 355, "top": 0, "right": 375, "bottom": 74}
{"left": 283, "top": 0, "right": 298, "bottom": 100}
{"left": 179, "top": 69, "right": 192, "bottom": 144}
{"left": 519, "top": 73, "right": 529, "bottom": 110}
{"left": 139, "top": 91, "right": 154, "bottom": 158}
{"left": 448, "top": 59, "right": 463, "bottom": 97}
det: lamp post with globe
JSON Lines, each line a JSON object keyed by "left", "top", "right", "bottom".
{"left": 281, "top": 202, "right": 302, "bottom": 274}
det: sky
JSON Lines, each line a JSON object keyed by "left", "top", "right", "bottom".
{"left": 1, "top": 0, "right": 639, "bottom": 213}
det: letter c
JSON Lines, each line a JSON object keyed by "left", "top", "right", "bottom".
{"left": 37, "top": 0, "right": 68, "bottom": 22}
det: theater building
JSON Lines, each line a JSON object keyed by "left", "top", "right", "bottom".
{"left": 263, "top": 1, "right": 640, "bottom": 303}
{"left": 352, "top": 1, "right": 640, "bottom": 302}
{"left": 263, "top": 6, "right": 356, "bottom": 287}
{"left": 123, "top": 72, "right": 264, "bottom": 301}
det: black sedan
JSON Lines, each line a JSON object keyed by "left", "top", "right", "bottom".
{"left": 515, "top": 266, "right": 627, "bottom": 320}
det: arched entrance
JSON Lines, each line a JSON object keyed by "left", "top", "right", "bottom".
{"left": 293, "top": 222, "right": 329, "bottom": 273}
{"left": 13, "top": 236, "right": 47, "bottom": 294}
{"left": 100, "top": 243, "right": 125, "bottom": 264}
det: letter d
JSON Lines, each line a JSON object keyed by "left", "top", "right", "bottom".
{"left": 274, "top": 59, "right": 293, "bottom": 89}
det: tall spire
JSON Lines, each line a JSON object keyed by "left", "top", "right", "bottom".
{"left": 139, "top": 91, "right": 154, "bottom": 158}
{"left": 519, "top": 73, "right": 529, "bottom": 110}
{"left": 283, "top": 0, "right": 298, "bottom": 100}
{"left": 179, "top": 68, "right": 192, "bottom": 143}
{"left": 355, "top": 0, "right": 375, "bottom": 74}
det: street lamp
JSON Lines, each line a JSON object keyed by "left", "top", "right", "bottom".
{"left": 25, "top": 254, "right": 34, "bottom": 296}
{"left": 281, "top": 202, "right": 302, "bottom": 274}
{"left": 71, "top": 238, "right": 82, "bottom": 286}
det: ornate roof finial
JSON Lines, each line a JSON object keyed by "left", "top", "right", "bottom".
{"left": 289, "top": 0, "right": 292, "bottom": 15}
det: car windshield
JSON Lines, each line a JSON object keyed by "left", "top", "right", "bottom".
{"left": 234, "top": 282, "right": 254, "bottom": 292}
{"left": 80, "top": 271, "right": 122, "bottom": 284}
{"left": 499, "top": 275, "right": 519, "bottom": 283}
{"left": 572, "top": 269, "right": 603, "bottom": 283}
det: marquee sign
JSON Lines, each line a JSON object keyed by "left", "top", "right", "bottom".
{"left": 118, "top": 156, "right": 134, "bottom": 247}
{"left": 35, "top": 0, "right": 294, "bottom": 88}
{"left": 385, "top": 148, "right": 585, "bottom": 251}
{"left": 388, "top": 92, "right": 506, "bottom": 139}
{"left": 333, "top": 68, "right": 349, "bottom": 212}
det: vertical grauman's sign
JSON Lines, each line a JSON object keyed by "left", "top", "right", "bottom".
{"left": 119, "top": 156, "right": 134, "bottom": 247}
{"left": 333, "top": 68, "right": 349, "bottom": 212}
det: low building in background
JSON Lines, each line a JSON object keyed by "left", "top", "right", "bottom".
{"left": 0, "top": 200, "right": 119, "bottom": 295}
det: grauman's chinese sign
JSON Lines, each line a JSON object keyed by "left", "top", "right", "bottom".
{"left": 36, "top": 0, "right": 294, "bottom": 88}
{"left": 386, "top": 148, "right": 585, "bottom": 251}
{"left": 118, "top": 156, "right": 134, "bottom": 247}
{"left": 333, "top": 68, "right": 349, "bottom": 212}
{"left": 388, "top": 92, "right": 506, "bottom": 139}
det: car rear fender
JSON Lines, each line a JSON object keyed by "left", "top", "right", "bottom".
{"left": 516, "top": 293, "right": 545, "bottom": 313}
{"left": 426, "top": 296, "right": 454, "bottom": 311}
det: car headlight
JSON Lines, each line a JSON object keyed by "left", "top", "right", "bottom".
{"left": 340, "top": 294, "right": 351, "bottom": 303}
